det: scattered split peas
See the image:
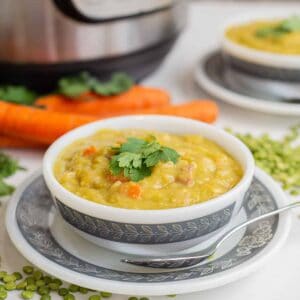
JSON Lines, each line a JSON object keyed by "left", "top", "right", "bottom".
{"left": 0, "top": 265, "right": 157, "bottom": 300}
{"left": 228, "top": 124, "right": 300, "bottom": 195}
{"left": 0, "top": 265, "right": 113, "bottom": 300}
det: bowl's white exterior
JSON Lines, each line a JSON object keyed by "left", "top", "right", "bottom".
{"left": 65, "top": 220, "right": 233, "bottom": 255}
{"left": 43, "top": 115, "right": 254, "bottom": 255}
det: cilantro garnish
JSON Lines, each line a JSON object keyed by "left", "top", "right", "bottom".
{"left": 58, "top": 72, "right": 134, "bottom": 98}
{"left": 0, "top": 152, "right": 25, "bottom": 196}
{"left": 0, "top": 85, "right": 37, "bottom": 105}
{"left": 0, "top": 72, "right": 133, "bottom": 104}
{"left": 256, "top": 15, "right": 300, "bottom": 38}
{"left": 0, "top": 180, "right": 15, "bottom": 197}
{"left": 109, "top": 137, "right": 180, "bottom": 182}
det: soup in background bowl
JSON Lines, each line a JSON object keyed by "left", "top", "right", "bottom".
{"left": 226, "top": 17, "right": 300, "bottom": 55}
{"left": 43, "top": 116, "right": 254, "bottom": 255}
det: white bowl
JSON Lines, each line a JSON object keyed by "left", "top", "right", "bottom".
{"left": 43, "top": 115, "right": 254, "bottom": 255}
{"left": 221, "top": 11, "right": 300, "bottom": 81}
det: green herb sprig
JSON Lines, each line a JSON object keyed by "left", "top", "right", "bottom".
{"left": 0, "top": 72, "right": 133, "bottom": 105}
{"left": 58, "top": 72, "right": 134, "bottom": 98}
{"left": 256, "top": 15, "right": 300, "bottom": 38}
{"left": 0, "top": 152, "right": 25, "bottom": 196}
{"left": 0, "top": 86, "right": 37, "bottom": 105}
{"left": 110, "top": 137, "right": 180, "bottom": 182}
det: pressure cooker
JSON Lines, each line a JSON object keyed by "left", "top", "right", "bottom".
{"left": 0, "top": 0, "right": 187, "bottom": 91}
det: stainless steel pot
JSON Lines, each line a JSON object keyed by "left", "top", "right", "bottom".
{"left": 0, "top": 0, "right": 187, "bottom": 91}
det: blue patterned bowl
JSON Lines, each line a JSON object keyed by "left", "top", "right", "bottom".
{"left": 221, "top": 11, "right": 300, "bottom": 82}
{"left": 43, "top": 116, "right": 254, "bottom": 255}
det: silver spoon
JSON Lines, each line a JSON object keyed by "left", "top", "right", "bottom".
{"left": 121, "top": 201, "right": 300, "bottom": 269}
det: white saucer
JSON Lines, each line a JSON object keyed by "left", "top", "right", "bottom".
{"left": 5, "top": 169, "right": 291, "bottom": 296}
{"left": 195, "top": 50, "right": 300, "bottom": 116}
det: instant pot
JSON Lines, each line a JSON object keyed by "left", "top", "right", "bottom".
{"left": 0, "top": 0, "right": 187, "bottom": 91}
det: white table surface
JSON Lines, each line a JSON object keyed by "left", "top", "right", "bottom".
{"left": 1, "top": 1, "right": 300, "bottom": 300}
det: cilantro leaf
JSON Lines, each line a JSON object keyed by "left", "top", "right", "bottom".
{"left": 160, "top": 147, "right": 180, "bottom": 164}
{"left": 0, "top": 152, "right": 25, "bottom": 178}
{"left": 144, "top": 151, "right": 162, "bottom": 167}
{"left": 58, "top": 72, "right": 134, "bottom": 98}
{"left": 0, "top": 85, "right": 37, "bottom": 105}
{"left": 109, "top": 137, "right": 180, "bottom": 182}
{"left": 280, "top": 16, "right": 300, "bottom": 32}
{"left": 0, "top": 152, "right": 26, "bottom": 197}
{"left": 93, "top": 83, "right": 113, "bottom": 95}
{"left": 111, "top": 73, "right": 134, "bottom": 92}
{"left": 58, "top": 72, "right": 91, "bottom": 98}
{"left": 117, "top": 152, "right": 142, "bottom": 169}
{"left": 142, "top": 141, "right": 161, "bottom": 157}
{"left": 256, "top": 15, "right": 300, "bottom": 39}
{"left": 125, "top": 165, "right": 151, "bottom": 182}
{"left": 109, "top": 156, "right": 122, "bottom": 175}
{"left": 0, "top": 180, "right": 15, "bottom": 196}
{"left": 144, "top": 146, "right": 179, "bottom": 167}
{"left": 119, "top": 138, "right": 147, "bottom": 153}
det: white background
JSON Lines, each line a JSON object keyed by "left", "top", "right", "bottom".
{"left": 1, "top": 1, "right": 300, "bottom": 299}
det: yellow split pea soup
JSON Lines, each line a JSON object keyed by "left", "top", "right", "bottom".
{"left": 54, "top": 129, "right": 243, "bottom": 210}
{"left": 226, "top": 18, "right": 300, "bottom": 55}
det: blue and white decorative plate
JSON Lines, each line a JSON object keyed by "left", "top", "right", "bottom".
{"left": 5, "top": 169, "right": 290, "bottom": 296}
{"left": 195, "top": 50, "right": 300, "bottom": 116}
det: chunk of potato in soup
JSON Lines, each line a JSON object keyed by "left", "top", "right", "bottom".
{"left": 54, "top": 129, "right": 243, "bottom": 210}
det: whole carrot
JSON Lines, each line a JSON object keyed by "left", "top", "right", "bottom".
{"left": 36, "top": 86, "right": 170, "bottom": 115}
{"left": 38, "top": 94, "right": 217, "bottom": 123}
{"left": 0, "top": 100, "right": 218, "bottom": 146}
{"left": 0, "top": 101, "right": 96, "bottom": 145}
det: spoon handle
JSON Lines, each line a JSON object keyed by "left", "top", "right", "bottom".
{"left": 122, "top": 201, "right": 299, "bottom": 269}
{"left": 214, "top": 201, "right": 300, "bottom": 252}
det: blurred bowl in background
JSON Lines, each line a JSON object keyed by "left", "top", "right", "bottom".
{"left": 221, "top": 11, "right": 300, "bottom": 82}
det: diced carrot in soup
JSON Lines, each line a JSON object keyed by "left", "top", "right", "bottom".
{"left": 83, "top": 145, "right": 97, "bottom": 156}
{"left": 120, "top": 182, "right": 142, "bottom": 199}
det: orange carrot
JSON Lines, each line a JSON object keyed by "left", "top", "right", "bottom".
{"left": 36, "top": 86, "right": 170, "bottom": 116}
{"left": 0, "top": 100, "right": 218, "bottom": 147}
{"left": 140, "top": 100, "right": 218, "bottom": 123}
{"left": 83, "top": 145, "right": 97, "bottom": 156}
{"left": 120, "top": 182, "right": 142, "bottom": 199}
{"left": 0, "top": 134, "right": 44, "bottom": 148}
{"left": 38, "top": 94, "right": 217, "bottom": 123}
{"left": 107, "top": 100, "right": 218, "bottom": 123}
{"left": 0, "top": 101, "right": 96, "bottom": 145}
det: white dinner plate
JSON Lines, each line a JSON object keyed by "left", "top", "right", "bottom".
{"left": 195, "top": 50, "right": 300, "bottom": 116}
{"left": 5, "top": 169, "right": 290, "bottom": 296}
